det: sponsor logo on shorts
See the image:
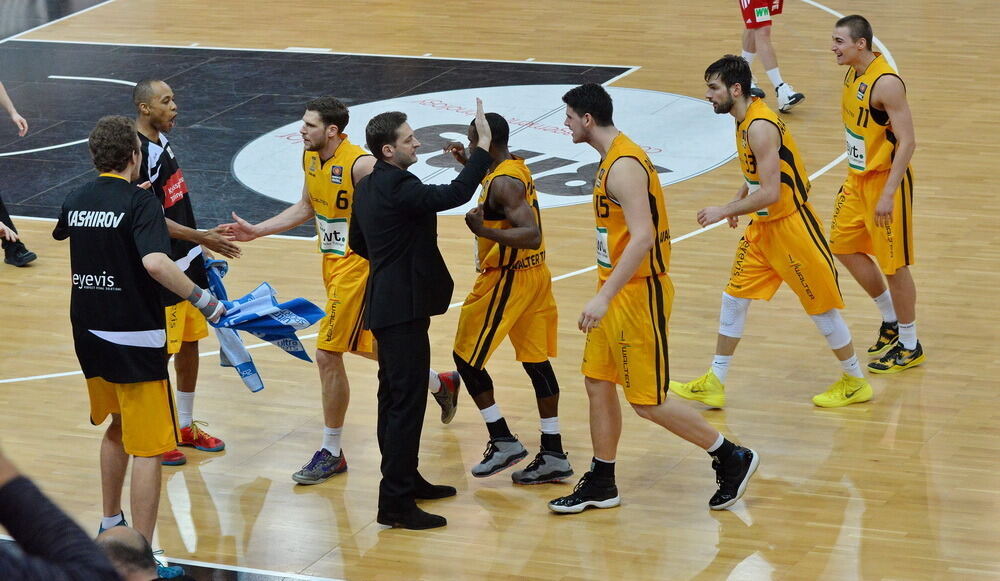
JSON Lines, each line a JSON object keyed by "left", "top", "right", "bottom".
{"left": 331, "top": 165, "right": 344, "bottom": 184}
{"left": 754, "top": 7, "right": 772, "bottom": 22}
{"left": 72, "top": 271, "right": 120, "bottom": 291}
{"left": 787, "top": 254, "right": 815, "bottom": 300}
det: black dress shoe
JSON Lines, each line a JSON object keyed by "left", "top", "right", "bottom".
{"left": 4, "top": 244, "right": 36, "bottom": 267}
{"left": 414, "top": 482, "right": 457, "bottom": 500}
{"left": 376, "top": 506, "right": 447, "bottom": 530}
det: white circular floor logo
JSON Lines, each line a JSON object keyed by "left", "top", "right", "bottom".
{"left": 232, "top": 85, "right": 735, "bottom": 216}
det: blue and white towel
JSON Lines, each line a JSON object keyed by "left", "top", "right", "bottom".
{"left": 205, "top": 259, "right": 325, "bottom": 392}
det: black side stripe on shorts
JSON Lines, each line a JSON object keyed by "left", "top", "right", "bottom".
{"left": 901, "top": 167, "right": 913, "bottom": 264}
{"left": 797, "top": 199, "right": 841, "bottom": 292}
{"left": 348, "top": 286, "right": 368, "bottom": 352}
{"left": 166, "top": 378, "right": 181, "bottom": 440}
{"left": 646, "top": 275, "right": 670, "bottom": 405}
{"left": 468, "top": 270, "right": 507, "bottom": 366}
{"left": 472, "top": 269, "right": 517, "bottom": 369}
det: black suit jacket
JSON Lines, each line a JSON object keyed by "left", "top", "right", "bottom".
{"left": 350, "top": 148, "right": 492, "bottom": 330}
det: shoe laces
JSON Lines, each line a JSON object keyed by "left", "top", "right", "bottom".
{"left": 303, "top": 449, "right": 330, "bottom": 470}
{"left": 571, "top": 472, "right": 595, "bottom": 495}
{"left": 880, "top": 342, "right": 904, "bottom": 363}
{"left": 523, "top": 452, "right": 547, "bottom": 472}
{"left": 481, "top": 440, "right": 501, "bottom": 459}
{"left": 186, "top": 420, "right": 211, "bottom": 437}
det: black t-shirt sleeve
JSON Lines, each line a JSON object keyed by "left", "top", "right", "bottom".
{"left": 52, "top": 203, "right": 70, "bottom": 241}
{"left": 131, "top": 188, "right": 171, "bottom": 258}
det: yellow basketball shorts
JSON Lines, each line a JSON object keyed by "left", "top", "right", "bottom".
{"left": 830, "top": 167, "right": 915, "bottom": 275}
{"left": 87, "top": 377, "right": 180, "bottom": 457}
{"left": 581, "top": 273, "right": 673, "bottom": 406}
{"left": 318, "top": 253, "right": 373, "bottom": 353}
{"left": 454, "top": 264, "right": 558, "bottom": 368}
{"left": 726, "top": 203, "right": 844, "bottom": 315}
{"left": 165, "top": 300, "right": 208, "bottom": 354}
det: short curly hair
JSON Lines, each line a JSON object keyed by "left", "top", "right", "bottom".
{"left": 89, "top": 116, "right": 139, "bottom": 173}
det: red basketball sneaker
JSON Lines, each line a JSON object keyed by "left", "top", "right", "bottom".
{"left": 179, "top": 421, "right": 225, "bottom": 452}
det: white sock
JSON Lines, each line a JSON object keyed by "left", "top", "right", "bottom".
{"left": 711, "top": 355, "right": 732, "bottom": 383}
{"left": 101, "top": 512, "right": 124, "bottom": 529}
{"left": 898, "top": 322, "right": 918, "bottom": 349}
{"left": 593, "top": 456, "right": 616, "bottom": 464}
{"left": 540, "top": 416, "right": 560, "bottom": 435}
{"left": 176, "top": 391, "right": 195, "bottom": 429}
{"left": 706, "top": 433, "right": 725, "bottom": 453}
{"left": 873, "top": 290, "right": 897, "bottom": 323}
{"left": 322, "top": 427, "right": 342, "bottom": 456}
{"left": 427, "top": 368, "right": 441, "bottom": 393}
{"left": 741, "top": 50, "right": 756, "bottom": 66}
{"left": 840, "top": 355, "right": 864, "bottom": 378}
{"left": 766, "top": 67, "right": 785, "bottom": 89}
{"left": 480, "top": 404, "right": 502, "bottom": 424}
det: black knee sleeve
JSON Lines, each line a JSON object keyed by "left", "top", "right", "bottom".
{"left": 522, "top": 360, "right": 559, "bottom": 399}
{"left": 453, "top": 351, "right": 494, "bottom": 398}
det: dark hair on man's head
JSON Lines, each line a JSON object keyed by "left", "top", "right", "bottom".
{"left": 132, "top": 79, "right": 162, "bottom": 109}
{"left": 469, "top": 112, "right": 509, "bottom": 148}
{"left": 306, "top": 96, "right": 350, "bottom": 131}
{"left": 96, "top": 528, "right": 157, "bottom": 577}
{"left": 366, "top": 111, "right": 408, "bottom": 160}
{"left": 89, "top": 116, "right": 139, "bottom": 173}
{"left": 562, "top": 83, "right": 613, "bottom": 126}
{"left": 836, "top": 14, "right": 874, "bottom": 51}
{"left": 705, "top": 54, "right": 753, "bottom": 96}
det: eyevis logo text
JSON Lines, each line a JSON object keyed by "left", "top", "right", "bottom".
{"left": 72, "top": 271, "right": 121, "bottom": 291}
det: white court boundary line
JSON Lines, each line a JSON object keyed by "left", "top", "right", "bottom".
{"left": 0, "top": 0, "right": 899, "bottom": 386}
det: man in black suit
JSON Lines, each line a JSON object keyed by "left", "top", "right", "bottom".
{"left": 349, "top": 100, "right": 493, "bottom": 530}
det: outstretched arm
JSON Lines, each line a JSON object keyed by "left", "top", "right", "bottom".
{"left": 221, "top": 182, "right": 314, "bottom": 242}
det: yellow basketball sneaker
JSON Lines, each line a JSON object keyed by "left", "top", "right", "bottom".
{"left": 867, "top": 321, "right": 899, "bottom": 357}
{"left": 868, "top": 341, "right": 925, "bottom": 374}
{"left": 812, "top": 374, "right": 873, "bottom": 408}
{"left": 668, "top": 370, "right": 726, "bottom": 408}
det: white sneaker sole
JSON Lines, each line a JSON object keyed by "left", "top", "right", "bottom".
{"left": 548, "top": 496, "right": 621, "bottom": 514}
{"left": 710, "top": 450, "right": 760, "bottom": 510}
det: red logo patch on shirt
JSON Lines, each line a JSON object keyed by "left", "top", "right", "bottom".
{"left": 162, "top": 169, "right": 189, "bottom": 209}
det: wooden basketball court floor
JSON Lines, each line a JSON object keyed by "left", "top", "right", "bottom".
{"left": 1, "top": 1, "right": 998, "bottom": 579}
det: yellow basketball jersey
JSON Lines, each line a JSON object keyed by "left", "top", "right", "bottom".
{"left": 842, "top": 53, "right": 903, "bottom": 175}
{"left": 302, "top": 136, "right": 370, "bottom": 256}
{"left": 593, "top": 133, "right": 670, "bottom": 281}
{"left": 474, "top": 157, "right": 547, "bottom": 272}
{"left": 737, "top": 98, "right": 811, "bottom": 222}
